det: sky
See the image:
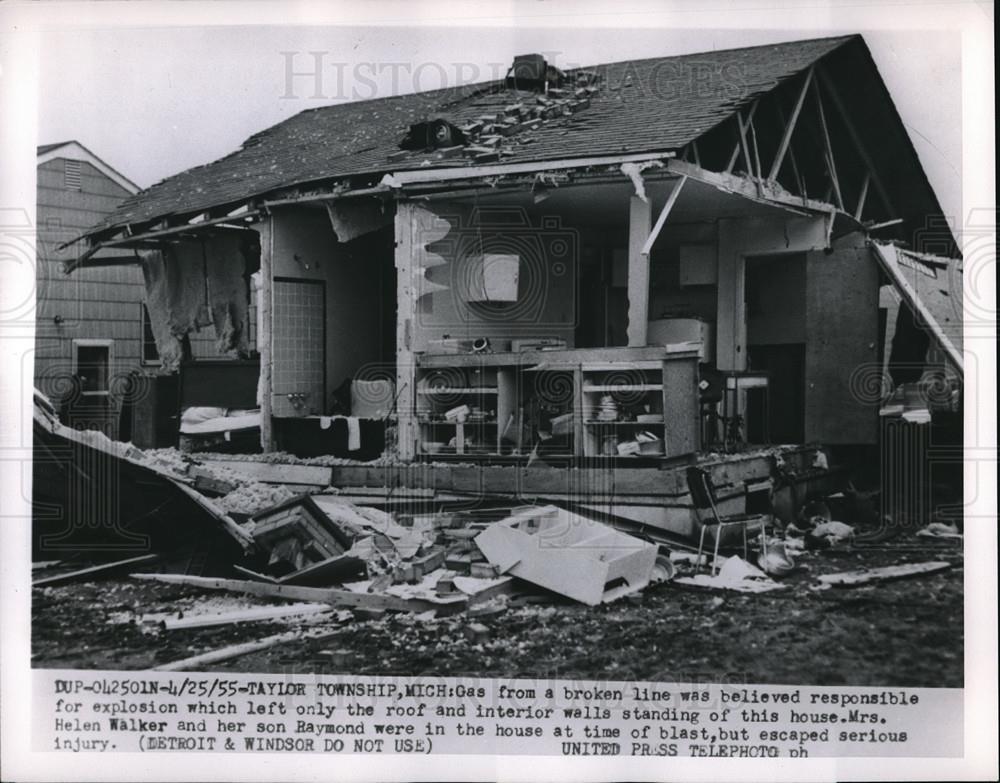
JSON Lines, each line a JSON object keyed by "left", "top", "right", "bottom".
{"left": 31, "top": 22, "right": 964, "bottom": 222}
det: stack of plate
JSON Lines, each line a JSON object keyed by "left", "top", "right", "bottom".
{"left": 597, "top": 394, "right": 618, "bottom": 421}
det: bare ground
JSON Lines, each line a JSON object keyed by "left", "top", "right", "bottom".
{"left": 32, "top": 537, "right": 963, "bottom": 688}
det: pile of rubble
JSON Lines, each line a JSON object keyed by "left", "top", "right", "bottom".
{"left": 31, "top": 391, "right": 962, "bottom": 672}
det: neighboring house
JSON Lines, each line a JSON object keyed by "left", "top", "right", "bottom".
{"left": 35, "top": 141, "right": 221, "bottom": 442}
{"left": 67, "top": 35, "right": 962, "bottom": 500}
{"left": 34, "top": 141, "right": 142, "bottom": 438}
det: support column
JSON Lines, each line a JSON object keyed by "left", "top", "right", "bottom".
{"left": 715, "top": 218, "right": 747, "bottom": 372}
{"left": 394, "top": 201, "right": 418, "bottom": 460}
{"left": 258, "top": 216, "right": 276, "bottom": 452}
{"left": 626, "top": 195, "right": 652, "bottom": 347}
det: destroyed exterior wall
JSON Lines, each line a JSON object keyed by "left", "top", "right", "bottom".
{"left": 268, "top": 207, "right": 390, "bottom": 418}
{"left": 803, "top": 232, "right": 880, "bottom": 444}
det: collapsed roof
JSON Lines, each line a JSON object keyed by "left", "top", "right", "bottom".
{"left": 78, "top": 35, "right": 955, "bottom": 253}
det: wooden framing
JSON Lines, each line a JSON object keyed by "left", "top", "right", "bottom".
{"left": 394, "top": 201, "right": 418, "bottom": 459}
{"left": 641, "top": 175, "right": 688, "bottom": 256}
{"left": 855, "top": 171, "right": 871, "bottom": 220}
{"left": 811, "top": 78, "right": 844, "bottom": 210}
{"left": 259, "top": 217, "right": 275, "bottom": 451}
{"left": 626, "top": 195, "right": 652, "bottom": 347}
{"left": 815, "top": 64, "right": 895, "bottom": 219}
{"left": 726, "top": 102, "right": 759, "bottom": 174}
{"left": 768, "top": 67, "right": 813, "bottom": 182}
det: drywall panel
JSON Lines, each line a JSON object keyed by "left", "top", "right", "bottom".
{"left": 804, "top": 235, "right": 880, "bottom": 444}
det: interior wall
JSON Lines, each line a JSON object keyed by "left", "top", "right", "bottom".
{"left": 270, "top": 207, "right": 387, "bottom": 414}
{"left": 410, "top": 202, "right": 578, "bottom": 352}
{"left": 804, "top": 232, "right": 880, "bottom": 444}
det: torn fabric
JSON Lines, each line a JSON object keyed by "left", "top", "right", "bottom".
{"left": 140, "top": 233, "right": 256, "bottom": 371}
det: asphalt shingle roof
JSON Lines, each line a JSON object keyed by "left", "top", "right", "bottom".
{"left": 89, "top": 35, "right": 856, "bottom": 237}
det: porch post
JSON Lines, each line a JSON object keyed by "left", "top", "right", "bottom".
{"left": 258, "top": 216, "right": 276, "bottom": 452}
{"left": 626, "top": 195, "right": 652, "bottom": 347}
{"left": 394, "top": 201, "right": 418, "bottom": 460}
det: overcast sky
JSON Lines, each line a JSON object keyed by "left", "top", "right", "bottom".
{"left": 32, "top": 23, "right": 964, "bottom": 220}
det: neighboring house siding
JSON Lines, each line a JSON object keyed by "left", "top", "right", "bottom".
{"left": 35, "top": 154, "right": 243, "bottom": 438}
{"left": 35, "top": 158, "right": 145, "bottom": 430}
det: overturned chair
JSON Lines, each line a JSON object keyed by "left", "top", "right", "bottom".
{"left": 686, "top": 466, "right": 769, "bottom": 575}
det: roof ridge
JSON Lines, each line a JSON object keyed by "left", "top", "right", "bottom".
{"left": 569, "top": 33, "right": 858, "bottom": 73}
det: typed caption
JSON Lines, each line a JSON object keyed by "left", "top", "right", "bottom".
{"left": 34, "top": 670, "right": 962, "bottom": 758}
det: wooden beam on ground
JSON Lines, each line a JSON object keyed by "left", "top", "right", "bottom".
{"left": 130, "top": 573, "right": 466, "bottom": 614}
{"left": 811, "top": 78, "right": 844, "bottom": 210}
{"left": 815, "top": 64, "right": 895, "bottom": 219}
{"left": 817, "top": 561, "right": 951, "bottom": 588}
{"left": 640, "top": 176, "right": 687, "bottom": 256}
{"left": 32, "top": 554, "right": 161, "bottom": 588}
{"left": 626, "top": 195, "right": 653, "bottom": 347}
{"left": 157, "top": 602, "right": 334, "bottom": 630}
{"left": 154, "top": 627, "right": 339, "bottom": 671}
{"left": 768, "top": 67, "right": 813, "bottom": 182}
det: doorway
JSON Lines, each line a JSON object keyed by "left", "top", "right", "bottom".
{"left": 745, "top": 254, "right": 806, "bottom": 443}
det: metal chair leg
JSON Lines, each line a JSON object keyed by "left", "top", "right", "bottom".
{"left": 696, "top": 524, "right": 707, "bottom": 572}
{"left": 712, "top": 525, "right": 722, "bottom": 576}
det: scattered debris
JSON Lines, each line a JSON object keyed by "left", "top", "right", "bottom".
{"left": 916, "top": 522, "right": 962, "bottom": 540}
{"left": 31, "top": 554, "right": 161, "bottom": 588}
{"left": 674, "top": 556, "right": 788, "bottom": 593}
{"left": 817, "top": 561, "right": 952, "bottom": 588}
{"left": 474, "top": 505, "right": 658, "bottom": 605}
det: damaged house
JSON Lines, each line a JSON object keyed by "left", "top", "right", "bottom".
{"left": 60, "top": 34, "right": 963, "bottom": 540}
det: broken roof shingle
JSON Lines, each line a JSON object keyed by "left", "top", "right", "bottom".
{"left": 88, "top": 35, "right": 856, "bottom": 237}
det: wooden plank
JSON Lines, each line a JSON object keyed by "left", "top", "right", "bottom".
{"left": 811, "top": 78, "right": 843, "bottom": 210}
{"left": 626, "top": 195, "right": 652, "bottom": 347}
{"left": 130, "top": 573, "right": 441, "bottom": 613}
{"left": 197, "top": 459, "right": 332, "bottom": 486}
{"left": 158, "top": 602, "right": 333, "bottom": 630}
{"left": 817, "top": 561, "right": 951, "bottom": 588}
{"left": 726, "top": 102, "right": 759, "bottom": 173}
{"left": 768, "top": 68, "right": 813, "bottom": 182}
{"left": 386, "top": 152, "right": 675, "bottom": 186}
{"left": 416, "top": 345, "right": 692, "bottom": 368}
{"left": 815, "top": 65, "right": 895, "bottom": 219}
{"left": 32, "top": 554, "right": 160, "bottom": 588}
{"left": 154, "top": 628, "right": 339, "bottom": 672}
{"left": 854, "top": 171, "right": 871, "bottom": 221}
{"left": 640, "top": 175, "right": 687, "bottom": 256}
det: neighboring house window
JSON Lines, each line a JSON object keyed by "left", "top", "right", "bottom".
{"left": 64, "top": 159, "right": 82, "bottom": 190}
{"left": 141, "top": 303, "right": 161, "bottom": 364}
{"left": 72, "top": 339, "right": 112, "bottom": 395}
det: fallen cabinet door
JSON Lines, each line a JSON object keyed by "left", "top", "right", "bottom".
{"left": 474, "top": 505, "right": 657, "bottom": 605}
